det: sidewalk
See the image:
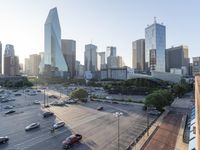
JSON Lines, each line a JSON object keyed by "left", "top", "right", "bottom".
{"left": 131, "top": 108, "right": 170, "bottom": 150}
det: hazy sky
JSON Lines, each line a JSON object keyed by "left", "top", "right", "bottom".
{"left": 0, "top": 0, "right": 199, "bottom": 66}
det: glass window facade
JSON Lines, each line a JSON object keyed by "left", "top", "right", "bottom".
{"left": 145, "top": 23, "right": 166, "bottom": 72}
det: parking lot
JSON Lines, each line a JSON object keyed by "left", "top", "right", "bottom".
{"left": 0, "top": 88, "right": 157, "bottom": 150}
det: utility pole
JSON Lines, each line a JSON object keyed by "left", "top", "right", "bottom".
{"left": 147, "top": 106, "right": 149, "bottom": 136}
{"left": 44, "top": 88, "right": 46, "bottom": 107}
{"left": 113, "top": 112, "right": 123, "bottom": 150}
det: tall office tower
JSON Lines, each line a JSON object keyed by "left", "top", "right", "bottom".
{"left": 145, "top": 19, "right": 166, "bottom": 72}
{"left": 107, "top": 56, "right": 124, "bottom": 68}
{"left": 84, "top": 44, "right": 97, "bottom": 72}
{"left": 193, "top": 57, "right": 200, "bottom": 76}
{"left": 97, "top": 52, "right": 106, "bottom": 70}
{"left": 4, "top": 44, "right": 19, "bottom": 76}
{"left": 24, "top": 58, "right": 30, "bottom": 75}
{"left": 40, "top": 7, "right": 68, "bottom": 77}
{"left": 106, "top": 46, "right": 116, "bottom": 62}
{"left": 29, "top": 54, "right": 41, "bottom": 76}
{"left": 0, "top": 42, "right": 2, "bottom": 74}
{"left": 132, "top": 39, "right": 145, "bottom": 71}
{"left": 165, "top": 45, "right": 189, "bottom": 73}
{"left": 61, "top": 39, "right": 76, "bottom": 78}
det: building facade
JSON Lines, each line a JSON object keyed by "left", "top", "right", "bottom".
{"left": 24, "top": 58, "right": 30, "bottom": 75}
{"left": 0, "top": 42, "right": 2, "bottom": 74}
{"left": 165, "top": 45, "right": 189, "bottom": 74}
{"left": 145, "top": 20, "right": 166, "bottom": 72}
{"left": 193, "top": 57, "right": 200, "bottom": 76}
{"left": 107, "top": 56, "right": 124, "bottom": 69}
{"left": 106, "top": 46, "right": 116, "bottom": 58}
{"left": 29, "top": 54, "right": 41, "bottom": 76}
{"left": 40, "top": 7, "right": 68, "bottom": 78}
{"left": 97, "top": 52, "right": 106, "bottom": 70}
{"left": 61, "top": 39, "right": 76, "bottom": 78}
{"left": 132, "top": 39, "right": 145, "bottom": 71}
{"left": 4, "top": 44, "right": 19, "bottom": 76}
{"left": 84, "top": 44, "right": 97, "bottom": 72}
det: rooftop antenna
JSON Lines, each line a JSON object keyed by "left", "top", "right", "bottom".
{"left": 154, "top": 16, "right": 157, "bottom": 23}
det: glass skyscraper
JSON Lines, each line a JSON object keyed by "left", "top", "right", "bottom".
{"left": 145, "top": 20, "right": 166, "bottom": 72}
{"left": 40, "top": 7, "right": 68, "bottom": 77}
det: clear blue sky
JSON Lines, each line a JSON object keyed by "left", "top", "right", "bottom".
{"left": 0, "top": 0, "right": 199, "bottom": 66}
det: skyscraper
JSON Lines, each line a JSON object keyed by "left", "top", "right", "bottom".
{"left": 29, "top": 54, "right": 41, "bottom": 76}
{"left": 24, "top": 58, "right": 30, "bottom": 75}
{"left": 106, "top": 46, "right": 116, "bottom": 63}
{"left": 107, "top": 56, "right": 124, "bottom": 68}
{"left": 84, "top": 44, "right": 97, "bottom": 72}
{"left": 97, "top": 52, "right": 106, "bottom": 70}
{"left": 0, "top": 42, "right": 2, "bottom": 74}
{"left": 61, "top": 39, "right": 76, "bottom": 78}
{"left": 132, "top": 39, "right": 145, "bottom": 71}
{"left": 165, "top": 45, "right": 189, "bottom": 74}
{"left": 145, "top": 19, "right": 166, "bottom": 72}
{"left": 4, "top": 44, "right": 19, "bottom": 76}
{"left": 40, "top": 7, "right": 68, "bottom": 77}
{"left": 193, "top": 57, "right": 200, "bottom": 76}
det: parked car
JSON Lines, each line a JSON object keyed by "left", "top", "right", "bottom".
{"left": 50, "top": 101, "right": 65, "bottom": 106}
{"left": 49, "top": 95, "right": 58, "bottom": 99}
{"left": 53, "top": 121, "right": 65, "bottom": 129}
{"left": 43, "top": 112, "right": 54, "bottom": 118}
{"left": 5, "top": 110, "right": 15, "bottom": 114}
{"left": 3, "top": 105, "right": 14, "bottom": 109}
{"left": 148, "top": 110, "right": 161, "bottom": 116}
{"left": 15, "top": 93, "right": 21, "bottom": 96}
{"left": 62, "top": 134, "right": 82, "bottom": 149}
{"left": 0, "top": 136, "right": 9, "bottom": 144}
{"left": 97, "top": 106, "right": 103, "bottom": 111}
{"left": 33, "top": 100, "right": 40, "bottom": 105}
{"left": 1, "top": 99, "right": 9, "bottom": 103}
{"left": 25, "top": 122, "right": 40, "bottom": 131}
{"left": 7, "top": 98, "right": 16, "bottom": 101}
{"left": 65, "top": 99, "right": 77, "bottom": 104}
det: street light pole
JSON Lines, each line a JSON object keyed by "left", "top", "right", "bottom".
{"left": 147, "top": 106, "right": 149, "bottom": 136}
{"left": 113, "top": 112, "right": 123, "bottom": 150}
{"left": 44, "top": 88, "right": 46, "bottom": 107}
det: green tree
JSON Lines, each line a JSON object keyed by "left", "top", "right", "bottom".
{"left": 70, "top": 88, "right": 88, "bottom": 101}
{"left": 144, "top": 89, "right": 173, "bottom": 111}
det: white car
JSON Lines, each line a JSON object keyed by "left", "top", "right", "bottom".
{"left": 33, "top": 100, "right": 40, "bottom": 105}
{"left": 3, "top": 105, "right": 14, "bottom": 109}
{"left": 53, "top": 121, "right": 65, "bottom": 129}
{"left": 25, "top": 122, "right": 40, "bottom": 131}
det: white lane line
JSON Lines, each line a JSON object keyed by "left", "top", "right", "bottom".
{"left": 9, "top": 128, "right": 69, "bottom": 150}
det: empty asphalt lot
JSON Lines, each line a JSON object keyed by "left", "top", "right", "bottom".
{"left": 0, "top": 90, "right": 157, "bottom": 150}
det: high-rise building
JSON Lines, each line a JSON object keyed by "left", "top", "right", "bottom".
{"left": 165, "top": 45, "right": 189, "bottom": 74}
{"left": 193, "top": 57, "right": 200, "bottom": 76}
{"left": 0, "top": 42, "right": 2, "bottom": 74}
{"left": 132, "top": 39, "right": 145, "bottom": 71}
{"left": 97, "top": 52, "right": 106, "bottom": 70}
{"left": 145, "top": 19, "right": 166, "bottom": 72}
{"left": 4, "top": 44, "right": 19, "bottom": 76}
{"left": 29, "top": 54, "right": 41, "bottom": 76}
{"left": 107, "top": 56, "right": 124, "bottom": 68}
{"left": 24, "top": 58, "right": 30, "bottom": 75}
{"left": 106, "top": 46, "right": 116, "bottom": 63}
{"left": 40, "top": 7, "right": 68, "bottom": 77}
{"left": 84, "top": 44, "right": 97, "bottom": 72}
{"left": 61, "top": 39, "right": 76, "bottom": 78}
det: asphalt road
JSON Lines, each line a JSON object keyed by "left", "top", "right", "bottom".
{"left": 0, "top": 88, "right": 157, "bottom": 150}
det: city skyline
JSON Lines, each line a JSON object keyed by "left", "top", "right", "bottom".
{"left": 0, "top": 0, "right": 199, "bottom": 67}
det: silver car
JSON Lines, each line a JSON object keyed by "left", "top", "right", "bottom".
{"left": 25, "top": 122, "right": 40, "bottom": 131}
{"left": 53, "top": 121, "right": 65, "bottom": 129}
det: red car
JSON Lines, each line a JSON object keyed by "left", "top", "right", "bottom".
{"left": 62, "top": 134, "right": 82, "bottom": 149}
